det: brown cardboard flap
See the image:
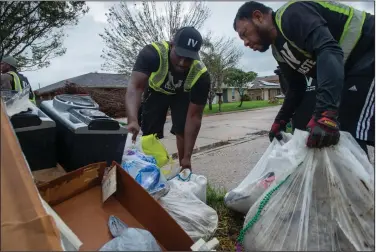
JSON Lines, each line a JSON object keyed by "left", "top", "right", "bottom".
{"left": 37, "top": 161, "right": 194, "bottom": 251}
{"left": 112, "top": 161, "right": 194, "bottom": 250}
{"left": 38, "top": 162, "right": 107, "bottom": 206}
{"left": 0, "top": 101, "right": 63, "bottom": 251}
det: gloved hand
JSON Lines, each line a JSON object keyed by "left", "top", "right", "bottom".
{"left": 269, "top": 120, "right": 287, "bottom": 142}
{"left": 306, "top": 111, "right": 340, "bottom": 148}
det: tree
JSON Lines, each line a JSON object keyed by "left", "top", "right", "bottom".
{"left": 224, "top": 67, "right": 257, "bottom": 107}
{"left": 0, "top": 2, "right": 89, "bottom": 71}
{"left": 200, "top": 33, "right": 242, "bottom": 111}
{"left": 100, "top": 1, "right": 210, "bottom": 74}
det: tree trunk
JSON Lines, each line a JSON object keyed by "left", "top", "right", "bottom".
{"left": 238, "top": 99, "right": 243, "bottom": 107}
{"left": 208, "top": 100, "right": 213, "bottom": 110}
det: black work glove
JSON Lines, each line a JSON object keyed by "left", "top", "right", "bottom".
{"left": 306, "top": 111, "right": 340, "bottom": 148}
{"left": 269, "top": 120, "right": 287, "bottom": 142}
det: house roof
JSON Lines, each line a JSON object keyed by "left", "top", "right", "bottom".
{"left": 249, "top": 80, "right": 280, "bottom": 89}
{"left": 36, "top": 72, "right": 129, "bottom": 94}
{"left": 255, "top": 75, "right": 279, "bottom": 83}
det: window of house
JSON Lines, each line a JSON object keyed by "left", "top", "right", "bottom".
{"left": 231, "top": 88, "right": 235, "bottom": 99}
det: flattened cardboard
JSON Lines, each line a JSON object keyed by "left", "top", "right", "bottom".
{"left": 38, "top": 161, "right": 194, "bottom": 251}
{"left": 0, "top": 102, "right": 63, "bottom": 251}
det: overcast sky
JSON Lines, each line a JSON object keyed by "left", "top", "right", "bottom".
{"left": 26, "top": 1, "right": 375, "bottom": 90}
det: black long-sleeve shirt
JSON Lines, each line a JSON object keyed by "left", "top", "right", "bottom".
{"left": 272, "top": 1, "right": 374, "bottom": 121}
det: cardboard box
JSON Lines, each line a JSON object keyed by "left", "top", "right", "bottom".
{"left": 1, "top": 101, "right": 63, "bottom": 251}
{"left": 38, "top": 161, "right": 194, "bottom": 251}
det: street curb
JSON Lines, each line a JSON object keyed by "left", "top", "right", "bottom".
{"left": 202, "top": 104, "right": 281, "bottom": 118}
{"left": 170, "top": 130, "right": 269, "bottom": 159}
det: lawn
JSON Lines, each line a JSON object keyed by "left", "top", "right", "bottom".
{"left": 206, "top": 184, "right": 244, "bottom": 251}
{"left": 204, "top": 100, "right": 279, "bottom": 115}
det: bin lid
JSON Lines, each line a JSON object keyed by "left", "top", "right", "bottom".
{"left": 56, "top": 94, "right": 95, "bottom": 107}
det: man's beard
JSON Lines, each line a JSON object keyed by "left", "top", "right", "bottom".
{"left": 257, "top": 26, "right": 272, "bottom": 53}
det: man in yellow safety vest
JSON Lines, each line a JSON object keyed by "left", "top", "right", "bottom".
{"left": 233, "top": 1, "right": 374, "bottom": 154}
{"left": 1, "top": 56, "right": 36, "bottom": 104}
{"left": 126, "top": 27, "right": 211, "bottom": 170}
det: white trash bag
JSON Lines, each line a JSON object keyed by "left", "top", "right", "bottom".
{"left": 159, "top": 181, "right": 218, "bottom": 242}
{"left": 225, "top": 132, "right": 293, "bottom": 214}
{"left": 238, "top": 130, "right": 374, "bottom": 251}
{"left": 169, "top": 169, "right": 208, "bottom": 203}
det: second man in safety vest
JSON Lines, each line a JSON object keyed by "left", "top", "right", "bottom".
{"left": 233, "top": 1, "right": 374, "bottom": 153}
{"left": 126, "top": 27, "right": 210, "bottom": 170}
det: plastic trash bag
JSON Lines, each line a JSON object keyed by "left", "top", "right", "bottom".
{"left": 159, "top": 180, "right": 218, "bottom": 242}
{"left": 225, "top": 132, "right": 293, "bottom": 214}
{"left": 1, "top": 87, "right": 34, "bottom": 117}
{"left": 124, "top": 133, "right": 179, "bottom": 180}
{"left": 239, "top": 130, "right": 375, "bottom": 251}
{"left": 169, "top": 169, "right": 208, "bottom": 203}
{"left": 100, "top": 215, "right": 161, "bottom": 251}
{"left": 121, "top": 159, "right": 169, "bottom": 200}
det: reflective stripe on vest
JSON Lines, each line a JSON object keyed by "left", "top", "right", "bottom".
{"left": 149, "top": 41, "right": 207, "bottom": 95}
{"left": 7, "top": 71, "right": 36, "bottom": 104}
{"left": 274, "top": 1, "right": 366, "bottom": 63}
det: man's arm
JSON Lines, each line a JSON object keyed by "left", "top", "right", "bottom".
{"left": 282, "top": 2, "right": 345, "bottom": 114}
{"left": 275, "top": 62, "right": 306, "bottom": 122}
{"left": 1, "top": 74, "right": 12, "bottom": 90}
{"left": 125, "top": 45, "right": 159, "bottom": 123}
{"left": 183, "top": 72, "right": 210, "bottom": 160}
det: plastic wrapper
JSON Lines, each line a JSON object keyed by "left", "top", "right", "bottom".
{"left": 121, "top": 159, "right": 169, "bottom": 200}
{"left": 169, "top": 169, "right": 208, "bottom": 203}
{"left": 225, "top": 133, "right": 293, "bottom": 214}
{"left": 159, "top": 180, "right": 218, "bottom": 242}
{"left": 240, "top": 130, "right": 374, "bottom": 251}
{"left": 100, "top": 215, "right": 161, "bottom": 251}
{"left": 1, "top": 87, "right": 34, "bottom": 117}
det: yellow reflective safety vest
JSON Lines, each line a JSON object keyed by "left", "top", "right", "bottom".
{"left": 8, "top": 71, "right": 36, "bottom": 104}
{"left": 273, "top": 1, "right": 366, "bottom": 63}
{"left": 149, "top": 41, "right": 208, "bottom": 95}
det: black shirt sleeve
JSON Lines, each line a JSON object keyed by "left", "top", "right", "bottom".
{"left": 190, "top": 71, "right": 210, "bottom": 105}
{"left": 275, "top": 62, "right": 307, "bottom": 122}
{"left": 132, "top": 44, "right": 160, "bottom": 76}
{"left": 281, "top": 2, "right": 344, "bottom": 114}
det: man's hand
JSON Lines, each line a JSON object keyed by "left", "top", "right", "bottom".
{"left": 269, "top": 120, "right": 287, "bottom": 142}
{"left": 180, "top": 157, "right": 192, "bottom": 171}
{"left": 306, "top": 111, "right": 340, "bottom": 148}
{"left": 127, "top": 120, "right": 140, "bottom": 141}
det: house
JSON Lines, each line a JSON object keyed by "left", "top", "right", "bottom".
{"left": 248, "top": 80, "right": 282, "bottom": 101}
{"left": 35, "top": 72, "right": 128, "bottom": 100}
{"left": 220, "top": 74, "right": 282, "bottom": 102}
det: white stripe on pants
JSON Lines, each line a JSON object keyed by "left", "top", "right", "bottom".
{"left": 356, "top": 79, "right": 375, "bottom": 140}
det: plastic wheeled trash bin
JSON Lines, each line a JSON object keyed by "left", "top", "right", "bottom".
{"left": 40, "top": 94, "right": 127, "bottom": 172}
{"left": 1, "top": 90, "right": 57, "bottom": 171}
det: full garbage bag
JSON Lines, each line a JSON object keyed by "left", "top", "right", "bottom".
{"left": 159, "top": 180, "right": 218, "bottom": 241}
{"left": 239, "top": 130, "right": 374, "bottom": 251}
{"left": 169, "top": 169, "right": 208, "bottom": 203}
{"left": 100, "top": 215, "right": 161, "bottom": 251}
{"left": 225, "top": 133, "right": 293, "bottom": 214}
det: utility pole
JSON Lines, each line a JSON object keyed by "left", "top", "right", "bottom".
{"left": 38, "top": 83, "right": 41, "bottom": 89}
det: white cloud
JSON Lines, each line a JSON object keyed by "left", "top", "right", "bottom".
{"left": 24, "top": 1, "right": 375, "bottom": 90}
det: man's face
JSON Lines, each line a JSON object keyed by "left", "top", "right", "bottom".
{"left": 0, "top": 62, "right": 10, "bottom": 74}
{"left": 170, "top": 46, "right": 194, "bottom": 73}
{"left": 235, "top": 14, "right": 273, "bottom": 53}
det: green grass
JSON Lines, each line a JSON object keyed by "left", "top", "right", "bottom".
{"left": 204, "top": 100, "right": 279, "bottom": 115}
{"left": 206, "top": 184, "right": 244, "bottom": 251}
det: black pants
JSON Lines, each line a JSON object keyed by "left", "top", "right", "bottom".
{"left": 140, "top": 88, "right": 190, "bottom": 139}
{"left": 292, "top": 57, "right": 375, "bottom": 155}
